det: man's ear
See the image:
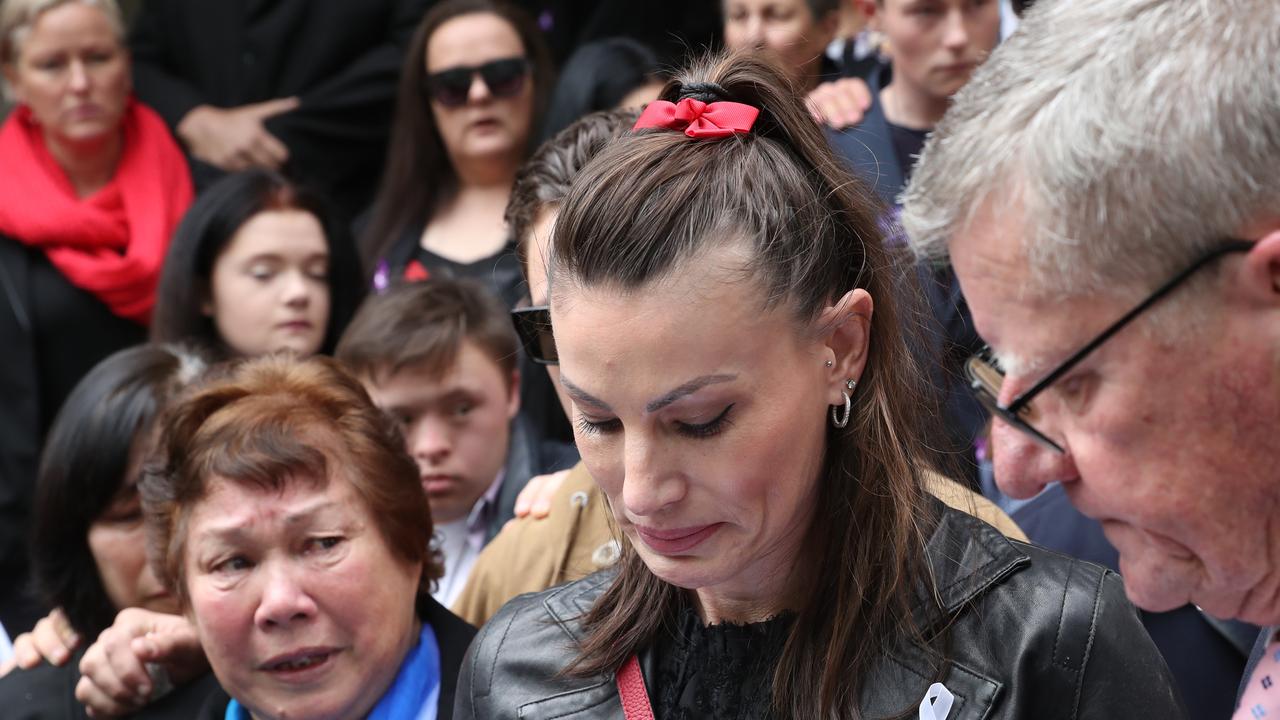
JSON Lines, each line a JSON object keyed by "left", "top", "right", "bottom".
{"left": 1238, "top": 228, "right": 1280, "bottom": 308}
{"left": 817, "top": 289, "right": 874, "bottom": 408}
{"left": 507, "top": 368, "right": 522, "bottom": 419}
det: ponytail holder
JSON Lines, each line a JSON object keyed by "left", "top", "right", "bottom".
{"left": 632, "top": 97, "right": 760, "bottom": 139}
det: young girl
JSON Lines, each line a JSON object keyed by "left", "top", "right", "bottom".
{"left": 152, "top": 169, "right": 363, "bottom": 359}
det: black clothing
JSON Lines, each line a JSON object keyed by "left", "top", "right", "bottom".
{"left": 376, "top": 220, "right": 525, "bottom": 310}
{"left": 1014, "top": 483, "right": 1259, "bottom": 720}
{"left": 191, "top": 595, "right": 476, "bottom": 719}
{"left": 887, "top": 120, "right": 928, "bottom": 187}
{"left": 455, "top": 502, "right": 1186, "bottom": 719}
{"left": 510, "top": 1, "right": 720, "bottom": 67}
{"left": 651, "top": 605, "right": 792, "bottom": 720}
{"left": 488, "top": 413, "right": 579, "bottom": 542}
{"left": 0, "top": 647, "right": 221, "bottom": 719}
{"left": 128, "top": 0, "right": 431, "bottom": 220}
{"left": 0, "top": 238, "right": 146, "bottom": 633}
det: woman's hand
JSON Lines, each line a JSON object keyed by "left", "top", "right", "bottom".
{"left": 0, "top": 607, "right": 81, "bottom": 675}
{"left": 73, "top": 608, "right": 207, "bottom": 718}
{"left": 513, "top": 469, "right": 572, "bottom": 520}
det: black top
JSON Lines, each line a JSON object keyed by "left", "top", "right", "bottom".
{"left": 0, "top": 237, "right": 146, "bottom": 633}
{"left": 408, "top": 243, "right": 525, "bottom": 311}
{"left": 886, "top": 119, "right": 929, "bottom": 186}
{"left": 652, "top": 604, "right": 793, "bottom": 720}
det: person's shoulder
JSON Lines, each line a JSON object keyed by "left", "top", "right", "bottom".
{"left": 461, "top": 570, "right": 615, "bottom": 701}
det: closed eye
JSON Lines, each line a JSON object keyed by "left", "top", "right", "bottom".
{"left": 575, "top": 415, "right": 621, "bottom": 437}
{"left": 675, "top": 404, "right": 735, "bottom": 439}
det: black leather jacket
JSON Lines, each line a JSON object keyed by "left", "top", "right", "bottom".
{"left": 456, "top": 504, "right": 1186, "bottom": 719}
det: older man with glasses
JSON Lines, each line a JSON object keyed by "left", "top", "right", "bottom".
{"left": 902, "top": 0, "right": 1280, "bottom": 716}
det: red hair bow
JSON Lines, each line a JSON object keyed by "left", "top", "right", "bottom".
{"left": 632, "top": 98, "right": 760, "bottom": 139}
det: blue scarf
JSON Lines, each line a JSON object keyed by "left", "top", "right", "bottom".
{"left": 226, "top": 622, "right": 441, "bottom": 720}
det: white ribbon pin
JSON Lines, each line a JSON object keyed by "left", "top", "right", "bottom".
{"left": 918, "top": 682, "right": 954, "bottom": 720}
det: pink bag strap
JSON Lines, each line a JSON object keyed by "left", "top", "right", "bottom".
{"left": 616, "top": 654, "right": 656, "bottom": 720}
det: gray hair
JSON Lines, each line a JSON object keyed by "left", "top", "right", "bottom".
{"left": 901, "top": 0, "right": 1280, "bottom": 299}
{"left": 1, "top": 0, "right": 125, "bottom": 64}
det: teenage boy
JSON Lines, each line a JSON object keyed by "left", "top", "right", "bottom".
{"left": 335, "top": 278, "right": 577, "bottom": 605}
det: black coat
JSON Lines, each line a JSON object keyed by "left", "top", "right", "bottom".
{"left": 0, "top": 648, "right": 221, "bottom": 719}
{"left": 455, "top": 502, "right": 1187, "bottom": 719}
{"left": 128, "top": 0, "right": 432, "bottom": 220}
{"left": 0, "top": 237, "right": 146, "bottom": 633}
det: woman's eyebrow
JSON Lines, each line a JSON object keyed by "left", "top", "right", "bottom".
{"left": 644, "top": 374, "right": 737, "bottom": 413}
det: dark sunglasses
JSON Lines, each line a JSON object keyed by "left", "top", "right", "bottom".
{"left": 425, "top": 57, "right": 529, "bottom": 108}
{"left": 511, "top": 305, "right": 557, "bottom": 365}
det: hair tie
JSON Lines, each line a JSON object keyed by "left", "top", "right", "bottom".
{"left": 633, "top": 97, "right": 760, "bottom": 139}
{"left": 677, "top": 81, "right": 730, "bottom": 104}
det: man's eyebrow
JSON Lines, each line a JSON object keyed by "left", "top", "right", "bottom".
{"left": 644, "top": 374, "right": 737, "bottom": 413}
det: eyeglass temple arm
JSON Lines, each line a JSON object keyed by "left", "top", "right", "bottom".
{"left": 1006, "top": 240, "right": 1254, "bottom": 412}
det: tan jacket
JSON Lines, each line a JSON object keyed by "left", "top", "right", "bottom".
{"left": 452, "top": 462, "right": 1027, "bottom": 627}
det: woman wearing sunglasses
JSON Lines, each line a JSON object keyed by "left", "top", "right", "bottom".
{"left": 358, "top": 0, "right": 552, "bottom": 309}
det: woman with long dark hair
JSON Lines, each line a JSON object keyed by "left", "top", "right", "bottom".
{"left": 0, "top": 344, "right": 217, "bottom": 718}
{"left": 151, "top": 168, "right": 364, "bottom": 360}
{"left": 359, "top": 0, "right": 552, "bottom": 308}
{"left": 455, "top": 52, "right": 1186, "bottom": 719}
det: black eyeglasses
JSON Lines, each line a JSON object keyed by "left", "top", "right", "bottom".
{"left": 966, "top": 239, "right": 1254, "bottom": 453}
{"left": 425, "top": 57, "right": 529, "bottom": 108}
{"left": 511, "top": 305, "right": 557, "bottom": 365}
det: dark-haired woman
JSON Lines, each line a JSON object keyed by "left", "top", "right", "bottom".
{"left": 537, "top": 38, "right": 665, "bottom": 145}
{"left": 151, "top": 168, "right": 364, "bottom": 360}
{"left": 0, "top": 344, "right": 218, "bottom": 718}
{"left": 455, "top": 52, "right": 1186, "bottom": 719}
{"left": 359, "top": 0, "right": 552, "bottom": 309}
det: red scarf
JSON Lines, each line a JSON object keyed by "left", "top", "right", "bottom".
{"left": 0, "top": 98, "right": 193, "bottom": 325}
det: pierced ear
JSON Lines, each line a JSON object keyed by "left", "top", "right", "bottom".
{"left": 1238, "top": 229, "right": 1280, "bottom": 306}
{"left": 818, "top": 289, "right": 874, "bottom": 407}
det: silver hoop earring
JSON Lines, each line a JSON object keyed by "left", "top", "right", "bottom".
{"left": 830, "top": 379, "right": 855, "bottom": 429}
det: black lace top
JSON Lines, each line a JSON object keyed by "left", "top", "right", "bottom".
{"left": 651, "top": 603, "right": 795, "bottom": 720}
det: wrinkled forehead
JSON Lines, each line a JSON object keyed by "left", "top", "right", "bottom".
{"left": 947, "top": 197, "right": 1090, "bottom": 376}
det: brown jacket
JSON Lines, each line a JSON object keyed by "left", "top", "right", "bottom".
{"left": 452, "top": 462, "right": 1027, "bottom": 626}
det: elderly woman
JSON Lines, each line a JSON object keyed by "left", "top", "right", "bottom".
{"left": 455, "top": 52, "right": 1186, "bottom": 719}
{"left": 139, "top": 355, "right": 475, "bottom": 719}
{"left": 0, "top": 344, "right": 218, "bottom": 718}
{"left": 0, "top": 0, "right": 192, "bottom": 632}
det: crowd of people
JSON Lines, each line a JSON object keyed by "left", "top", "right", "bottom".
{"left": 0, "top": 0, "right": 1274, "bottom": 718}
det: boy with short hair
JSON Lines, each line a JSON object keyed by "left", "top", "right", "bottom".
{"left": 336, "top": 278, "right": 576, "bottom": 605}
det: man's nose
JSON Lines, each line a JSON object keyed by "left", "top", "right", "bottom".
{"left": 991, "top": 419, "right": 1077, "bottom": 500}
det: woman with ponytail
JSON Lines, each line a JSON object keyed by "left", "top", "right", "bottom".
{"left": 455, "top": 51, "right": 1185, "bottom": 720}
